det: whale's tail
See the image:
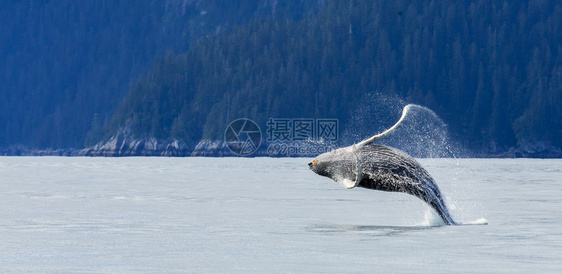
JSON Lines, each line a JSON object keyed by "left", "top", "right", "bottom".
{"left": 423, "top": 185, "right": 458, "bottom": 225}
{"left": 407, "top": 166, "right": 458, "bottom": 225}
{"left": 422, "top": 181, "right": 488, "bottom": 225}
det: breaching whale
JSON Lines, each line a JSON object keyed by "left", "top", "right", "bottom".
{"left": 308, "top": 104, "right": 458, "bottom": 225}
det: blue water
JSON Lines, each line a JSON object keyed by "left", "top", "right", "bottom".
{"left": 0, "top": 157, "right": 560, "bottom": 272}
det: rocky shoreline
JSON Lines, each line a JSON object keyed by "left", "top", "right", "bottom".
{"left": 2, "top": 136, "right": 561, "bottom": 158}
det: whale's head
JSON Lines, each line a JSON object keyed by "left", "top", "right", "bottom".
{"left": 308, "top": 145, "right": 362, "bottom": 189}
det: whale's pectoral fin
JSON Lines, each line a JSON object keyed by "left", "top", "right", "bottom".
{"left": 356, "top": 104, "right": 412, "bottom": 147}
{"left": 334, "top": 148, "right": 363, "bottom": 189}
{"left": 341, "top": 178, "right": 357, "bottom": 189}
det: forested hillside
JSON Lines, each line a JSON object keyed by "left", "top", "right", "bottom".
{"left": 110, "top": 0, "right": 562, "bottom": 156}
{"left": 0, "top": 0, "right": 316, "bottom": 149}
{"left": 1, "top": 0, "right": 560, "bottom": 156}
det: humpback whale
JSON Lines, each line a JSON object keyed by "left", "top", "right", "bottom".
{"left": 308, "top": 104, "right": 458, "bottom": 225}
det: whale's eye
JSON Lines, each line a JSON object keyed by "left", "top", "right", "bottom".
{"left": 312, "top": 159, "right": 318, "bottom": 166}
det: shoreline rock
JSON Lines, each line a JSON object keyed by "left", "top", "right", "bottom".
{"left": 1, "top": 136, "right": 561, "bottom": 158}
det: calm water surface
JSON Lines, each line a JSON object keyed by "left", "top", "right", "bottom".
{"left": 0, "top": 157, "right": 560, "bottom": 272}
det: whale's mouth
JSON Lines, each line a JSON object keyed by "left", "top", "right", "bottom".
{"left": 308, "top": 159, "right": 318, "bottom": 169}
{"left": 308, "top": 147, "right": 363, "bottom": 189}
